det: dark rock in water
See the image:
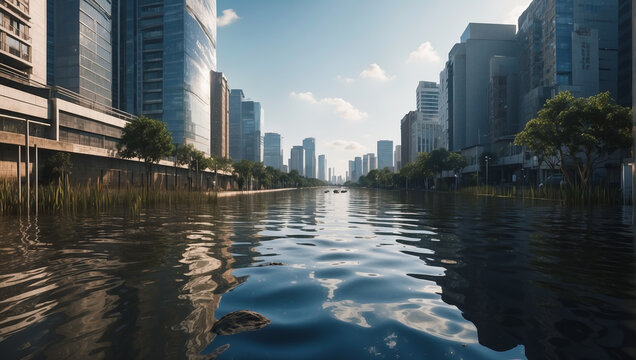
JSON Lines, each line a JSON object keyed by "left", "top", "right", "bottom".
{"left": 255, "top": 261, "right": 284, "bottom": 267}
{"left": 211, "top": 310, "right": 271, "bottom": 335}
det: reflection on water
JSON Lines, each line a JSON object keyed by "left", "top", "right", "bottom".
{"left": 0, "top": 189, "right": 634, "bottom": 359}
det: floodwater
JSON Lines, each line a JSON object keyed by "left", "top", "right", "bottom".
{"left": 0, "top": 189, "right": 634, "bottom": 359}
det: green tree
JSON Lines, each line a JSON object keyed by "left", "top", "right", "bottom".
{"left": 43, "top": 152, "right": 73, "bottom": 183}
{"left": 117, "top": 116, "right": 174, "bottom": 187}
{"left": 233, "top": 160, "right": 254, "bottom": 190}
{"left": 515, "top": 91, "right": 632, "bottom": 187}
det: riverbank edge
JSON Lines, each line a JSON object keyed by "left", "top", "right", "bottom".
{"left": 213, "top": 187, "right": 300, "bottom": 198}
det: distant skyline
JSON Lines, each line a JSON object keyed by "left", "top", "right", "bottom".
{"left": 217, "top": 0, "right": 532, "bottom": 176}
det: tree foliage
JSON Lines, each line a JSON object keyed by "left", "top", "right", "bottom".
{"left": 117, "top": 116, "right": 174, "bottom": 185}
{"left": 515, "top": 91, "right": 632, "bottom": 187}
{"left": 43, "top": 152, "right": 73, "bottom": 183}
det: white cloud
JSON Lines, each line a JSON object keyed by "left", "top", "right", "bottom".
{"left": 290, "top": 92, "right": 367, "bottom": 121}
{"left": 359, "top": 64, "right": 394, "bottom": 81}
{"left": 502, "top": 4, "right": 528, "bottom": 25}
{"left": 406, "top": 42, "right": 441, "bottom": 64}
{"left": 327, "top": 140, "right": 367, "bottom": 152}
{"left": 336, "top": 75, "right": 356, "bottom": 84}
{"left": 217, "top": 9, "right": 240, "bottom": 27}
{"left": 289, "top": 91, "right": 318, "bottom": 104}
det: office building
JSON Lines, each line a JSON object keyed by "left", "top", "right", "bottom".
{"left": 290, "top": 145, "right": 304, "bottom": 175}
{"left": 442, "top": 23, "right": 517, "bottom": 151}
{"left": 303, "top": 137, "right": 316, "bottom": 178}
{"left": 112, "top": 0, "right": 218, "bottom": 153}
{"left": 48, "top": 0, "right": 113, "bottom": 106}
{"left": 489, "top": 56, "right": 520, "bottom": 141}
{"left": 318, "top": 154, "right": 326, "bottom": 181}
{"left": 210, "top": 71, "right": 229, "bottom": 158}
{"left": 1, "top": 0, "right": 46, "bottom": 84}
{"left": 348, "top": 160, "right": 354, "bottom": 181}
{"left": 377, "top": 140, "right": 393, "bottom": 170}
{"left": 368, "top": 153, "right": 377, "bottom": 171}
{"left": 401, "top": 111, "right": 442, "bottom": 164}
{"left": 229, "top": 89, "right": 244, "bottom": 160}
{"left": 242, "top": 100, "right": 264, "bottom": 162}
{"left": 362, "top": 153, "right": 369, "bottom": 175}
{"left": 439, "top": 68, "right": 451, "bottom": 150}
{"left": 416, "top": 81, "right": 439, "bottom": 119}
{"left": 517, "top": 0, "right": 619, "bottom": 123}
{"left": 354, "top": 156, "right": 362, "bottom": 182}
{"left": 394, "top": 145, "right": 402, "bottom": 172}
{"left": 617, "top": 0, "right": 632, "bottom": 107}
{"left": 264, "top": 133, "right": 282, "bottom": 170}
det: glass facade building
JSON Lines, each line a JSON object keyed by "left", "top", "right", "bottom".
{"left": 114, "top": 0, "right": 217, "bottom": 154}
{"left": 318, "top": 154, "right": 326, "bottom": 181}
{"left": 303, "top": 137, "right": 316, "bottom": 179}
{"left": 290, "top": 145, "right": 304, "bottom": 176}
{"left": 229, "top": 89, "right": 244, "bottom": 160}
{"left": 377, "top": 140, "right": 393, "bottom": 170}
{"left": 241, "top": 101, "right": 263, "bottom": 163}
{"left": 264, "top": 132, "right": 282, "bottom": 170}
{"left": 48, "top": 0, "right": 113, "bottom": 106}
{"left": 518, "top": 0, "right": 618, "bottom": 123}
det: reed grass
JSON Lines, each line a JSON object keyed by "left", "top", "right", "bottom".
{"left": 459, "top": 185, "right": 623, "bottom": 205}
{"left": 0, "top": 176, "right": 218, "bottom": 216}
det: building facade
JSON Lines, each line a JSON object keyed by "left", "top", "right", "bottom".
{"left": 48, "top": 0, "right": 113, "bottom": 106}
{"left": 210, "top": 71, "right": 229, "bottom": 158}
{"left": 318, "top": 154, "right": 326, "bottom": 181}
{"left": 517, "top": 0, "right": 618, "bottom": 124}
{"left": 241, "top": 100, "right": 263, "bottom": 163}
{"left": 394, "top": 145, "right": 402, "bottom": 172}
{"left": 1, "top": 0, "right": 46, "bottom": 84}
{"left": 290, "top": 145, "right": 304, "bottom": 176}
{"left": 302, "top": 137, "right": 315, "bottom": 178}
{"left": 401, "top": 111, "right": 442, "bottom": 165}
{"left": 377, "top": 140, "right": 393, "bottom": 170}
{"left": 264, "top": 132, "right": 282, "bottom": 170}
{"left": 228, "top": 89, "right": 244, "bottom": 160}
{"left": 443, "top": 23, "right": 517, "bottom": 151}
{"left": 112, "top": 0, "right": 217, "bottom": 154}
{"left": 368, "top": 153, "right": 377, "bottom": 171}
{"left": 617, "top": 0, "right": 632, "bottom": 107}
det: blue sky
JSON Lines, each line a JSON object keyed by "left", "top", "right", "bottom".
{"left": 216, "top": 0, "right": 532, "bottom": 177}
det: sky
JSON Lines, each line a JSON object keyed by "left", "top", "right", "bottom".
{"left": 216, "top": 0, "right": 532, "bottom": 178}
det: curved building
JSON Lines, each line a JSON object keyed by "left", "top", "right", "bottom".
{"left": 114, "top": 0, "right": 217, "bottom": 154}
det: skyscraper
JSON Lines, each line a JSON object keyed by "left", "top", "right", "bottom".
{"left": 617, "top": 0, "right": 632, "bottom": 107}
{"left": 290, "top": 145, "right": 304, "bottom": 176}
{"left": 362, "top": 154, "right": 369, "bottom": 175}
{"left": 517, "top": 0, "right": 619, "bottom": 123}
{"left": 48, "top": 0, "right": 113, "bottom": 105}
{"left": 318, "top": 154, "right": 326, "bottom": 181}
{"left": 113, "top": 0, "right": 217, "bottom": 153}
{"left": 368, "top": 153, "right": 377, "bottom": 171}
{"left": 303, "top": 137, "right": 316, "bottom": 178}
{"left": 242, "top": 101, "right": 264, "bottom": 162}
{"left": 401, "top": 111, "right": 441, "bottom": 165}
{"left": 210, "top": 71, "right": 229, "bottom": 158}
{"left": 442, "top": 23, "right": 517, "bottom": 151}
{"left": 229, "top": 89, "right": 244, "bottom": 160}
{"left": 394, "top": 145, "right": 402, "bottom": 172}
{"left": 416, "top": 81, "right": 439, "bottom": 118}
{"left": 354, "top": 157, "right": 362, "bottom": 181}
{"left": 264, "top": 133, "right": 282, "bottom": 170}
{"left": 377, "top": 140, "right": 394, "bottom": 170}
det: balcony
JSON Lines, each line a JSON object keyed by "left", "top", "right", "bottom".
{"left": 1, "top": 0, "right": 28, "bottom": 18}
{"left": 0, "top": 18, "right": 30, "bottom": 41}
{"left": 0, "top": 37, "right": 31, "bottom": 69}
{"left": 3, "top": 0, "right": 29, "bottom": 17}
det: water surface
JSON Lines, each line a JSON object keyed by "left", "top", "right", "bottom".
{"left": 0, "top": 189, "right": 634, "bottom": 359}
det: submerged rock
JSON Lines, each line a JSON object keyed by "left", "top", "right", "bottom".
{"left": 211, "top": 310, "right": 271, "bottom": 335}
